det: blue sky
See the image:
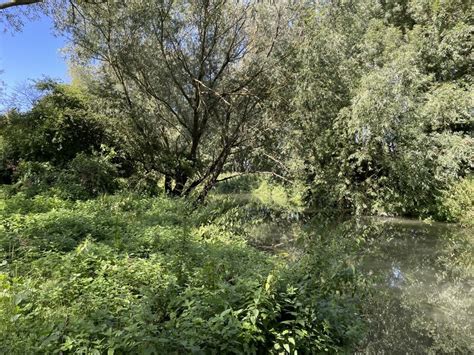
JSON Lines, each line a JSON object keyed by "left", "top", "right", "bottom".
{"left": 0, "top": 13, "right": 69, "bottom": 94}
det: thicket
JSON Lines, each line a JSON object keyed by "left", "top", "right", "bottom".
{"left": 1, "top": 0, "right": 472, "bottom": 222}
{"left": 0, "top": 190, "right": 369, "bottom": 353}
{"left": 275, "top": 0, "right": 473, "bottom": 219}
{"left": 0, "top": 81, "right": 137, "bottom": 199}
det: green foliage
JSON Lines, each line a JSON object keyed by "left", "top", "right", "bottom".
{"left": 436, "top": 176, "right": 474, "bottom": 225}
{"left": 9, "top": 161, "right": 59, "bottom": 197}
{"left": 1, "top": 0, "right": 472, "bottom": 352}
{"left": 57, "top": 0, "right": 287, "bottom": 198}
{"left": 57, "top": 152, "right": 120, "bottom": 200}
{"left": 123, "top": 172, "right": 164, "bottom": 197}
{"left": 283, "top": 0, "right": 473, "bottom": 219}
{"left": 214, "top": 174, "right": 261, "bottom": 194}
{"left": 0, "top": 81, "right": 123, "bottom": 199}
{"left": 0, "top": 81, "right": 107, "bottom": 169}
{"left": 0, "top": 192, "right": 368, "bottom": 353}
{"left": 271, "top": 224, "right": 369, "bottom": 353}
{"left": 7, "top": 152, "right": 120, "bottom": 200}
{"left": 252, "top": 179, "right": 303, "bottom": 212}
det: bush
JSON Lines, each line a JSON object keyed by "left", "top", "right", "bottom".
{"left": 214, "top": 174, "right": 260, "bottom": 194}
{"left": 252, "top": 179, "right": 303, "bottom": 211}
{"left": 436, "top": 176, "right": 474, "bottom": 226}
{"left": 5, "top": 154, "right": 119, "bottom": 201}
{"left": 8, "top": 161, "right": 59, "bottom": 197}
{"left": 124, "top": 172, "right": 163, "bottom": 197}
{"left": 0, "top": 193, "right": 368, "bottom": 353}
{"left": 0, "top": 81, "right": 127, "bottom": 192}
{"left": 0, "top": 82, "right": 108, "bottom": 170}
{"left": 57, "top": 153, "right": 120, "bottom": 199}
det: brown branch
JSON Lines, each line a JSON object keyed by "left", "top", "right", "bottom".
{"left": 215, "top": 173, "right": 247, "bottom": 183}
{"left": 0, "top": 0, "right": 41, "bottom": 10}
{"left": 215, "top": 171, "right": 293, "bottom": 184}
{"left": 193, "top": 78, "right": 231, "bottom": 106}
{"left": 262, "top": 152, "right": 290, "bottom": 172}
{"left": 257, "top": 171, "right": 293, "bottom": 183}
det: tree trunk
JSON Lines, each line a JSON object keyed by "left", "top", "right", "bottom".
{"left": 164, "top": 175, "right": 173, "bottom": 195}
{"left": 196, "top": 175, "right": 217, "bottom": 203}
{"left": 196, "top": 153, "right": 228, "bottom": 203}
{"left": 171, "top": 171, "right": 188, "bottom": 196}
{"left": 303, "top": 159, "right": 316, "bottom": 204}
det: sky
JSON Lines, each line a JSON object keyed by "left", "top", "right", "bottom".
{"left": 0, "top": 13, "right": 69, "bottom": 99}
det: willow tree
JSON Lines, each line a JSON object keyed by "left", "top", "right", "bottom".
{"left": 57, "top": 0, "right": 286, "bottom": 200}
{"left": 289, "top": 0, "right": 473, "bottom": 216}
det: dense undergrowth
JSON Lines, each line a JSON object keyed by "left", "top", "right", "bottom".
{"left": 1, "top": 176, "right": 472, "bottom": 353}
{"left": 0, "top": 187, "right": 370, "bottom": 354}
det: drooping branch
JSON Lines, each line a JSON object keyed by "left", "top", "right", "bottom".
{"left": 0, "top": 0, "right": 41, "bottom": 10}
{"left": 215, "top": 171, "right": 293, "bottom": 184}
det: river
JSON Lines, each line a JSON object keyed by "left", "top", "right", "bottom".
{"left": 354, "top": 217, "right": 473, "bottom": 353}
{"left": 248, "top": 214, "right": 473, "bottom": 353}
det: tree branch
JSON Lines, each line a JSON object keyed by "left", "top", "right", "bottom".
{"left": 215, "top": 171, "right": 293, "bottom": 184}
{"left": 0, "top": 0, "right": 41, "bottom": 10}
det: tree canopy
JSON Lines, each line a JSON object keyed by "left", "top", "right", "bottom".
{"left": 1, "top": 0, "right": 472, "bottom": 212}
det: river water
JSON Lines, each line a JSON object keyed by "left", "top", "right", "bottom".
{"left": 248, "top": 215, "right": 473, "bottom": 353}
{"left": 358, "top": 217, "right": 473, "bottom": 354}
{"left": 239, "top": 200, "right": 474, "bottom": 353}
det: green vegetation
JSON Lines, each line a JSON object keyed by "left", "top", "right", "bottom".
{"left": 0, "top": 190, "right": 369, "bottom": 353}
{"left": 278, "top": 0, "right": 473, "bottom": 218}
{"left": 0, "top": 0, "right": 472, "bottom": 353}
{"left": 436, "top": 176, "right": 474, "bottom": 226}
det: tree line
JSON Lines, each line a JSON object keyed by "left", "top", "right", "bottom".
{"left": 1, "top": 0, "right": 472, "bottom": 219}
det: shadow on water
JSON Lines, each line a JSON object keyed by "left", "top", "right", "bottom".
{"left": 358, "top": 217, "right": 473, "bottom": 354}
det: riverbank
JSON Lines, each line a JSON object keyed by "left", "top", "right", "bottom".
{"left": 0, "top": 191, "right": 367, "bottom": 353}
{"left": 1, "top": 188, "right": 472, "bottom": 353}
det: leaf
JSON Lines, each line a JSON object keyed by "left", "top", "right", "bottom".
{"left": 265, "top": 274, "right": 274, "bottom": 292}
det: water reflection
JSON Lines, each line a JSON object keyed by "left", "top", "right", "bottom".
{"left": 242, "top": 211, "right": 473, "bottom": 352}
{"left": 359, "top": 217, "right": 473, "bottom": 353}
{"left": 388, "top": 264, "right": 405, "bottom": 288}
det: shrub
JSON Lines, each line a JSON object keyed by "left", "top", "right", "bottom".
{"left": 8, "top": 161, "right": 59, "bottom": 197}
{"left": 252, "top": 179, "right": 303, "bottom": 211}
{"left": 436, "top": 176, "right": 474, "bottom": 226}
{"left": 0, "top": 82, "right": 108, "bottom": 170}
{"left": 57, "top": 153, "right": 120, "bottom": 199}
{"left": 0, "top": 193, "right": 368, "bottom": 353}
{"left": 214, "top": 174, "right": 260, "bottom": 194}
{"left": 4, "top": 151, "right": 119, "bottom": 200}
{"left": 124, "top": 172, "right": 163, "bottom": 197}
